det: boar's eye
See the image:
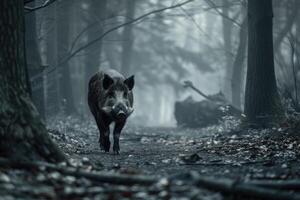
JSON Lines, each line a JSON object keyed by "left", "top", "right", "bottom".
{"left": 123, "top": 91, "right": 128, "bottom": 98}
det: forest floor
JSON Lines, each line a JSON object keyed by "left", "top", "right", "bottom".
{"left": 1, "top": 115, "right": 300, "bottom": 199}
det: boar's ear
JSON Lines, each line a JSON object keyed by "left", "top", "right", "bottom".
{"left": 103, "top": 74, "right": 114, "bottom": 90}
{"left": 124, "top": 75, "right": 135, "bottom": 90}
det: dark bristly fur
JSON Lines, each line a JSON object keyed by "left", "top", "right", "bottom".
{"left": 88, "top": 69, "right": 134, "bottom": 154}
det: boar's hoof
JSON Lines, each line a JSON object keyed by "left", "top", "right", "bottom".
{"left": 103, "top": 137, "right": 110, "bottom": 152}
{"left": 99, "top": 138, "right": 104, "bottom": 151}
{"left": 100, "top": 143, "right": 104, "bottom": 151}
{"left": 113, "top": 144, "right": 120, "bottom": 155}
{"left": 113, "top": 151, "right": 119, "bottom": 155}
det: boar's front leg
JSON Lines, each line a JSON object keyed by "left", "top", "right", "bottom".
{"left": 113, "top": 121, "right": 125, "bottom": 154}
{"left": 96, "top": 114, "right": 111, "bottom": 152}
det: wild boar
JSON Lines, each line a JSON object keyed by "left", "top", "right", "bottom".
{"left": 88, "top": 69, "right": 134, "bottom": 154}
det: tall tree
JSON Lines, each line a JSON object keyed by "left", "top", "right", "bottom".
{"left": 273, "top": 0, "right": 299, "bottom": 52}
{"left": 244, "top": 0, "right": 282, "bottom": 126}
{"left": 25, "top": 1, "right": 45, "bottom": 118}
{"left": 57, "top": 0, "right": 76, "bottom": 115}
{"left": 221, "top": 0, "right": 234, "bottom": 100}
{"left": 121, "top": 0, "right": 136, "bottom": 76}
{"left": 231, "top": 17, "right": 247, "bottom": 109}
{"left": 0, "top": 0, "right": 65, "bottom": 162}
{"left": 45, "top": 2, "right": 60, "bottom": 116}
{"left": 85, "top": 0, "right": 108, "bottom": 79}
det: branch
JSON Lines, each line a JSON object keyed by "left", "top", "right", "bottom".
{"left": 183, "top": 80, "right": 215, "bottom": 101}
{"left": 29, "top": 0, "right": 194, "bottom": 83}
{"left": 69, "top": 22, "right": 98, "bottom": 53}
{"left": 24, "top": 0, "right": 57, "bottom": 13}
{"left": 204, "top": 0, "right": 241, "bottom": 27}
{"left": 274, "top": 0, "right": 299, "bottom": 52}
{"left": 46, "top": 0, "right": 194, "bottom": 75}
{"left": 24, "top": 0, "right": 35, "bottom": 4}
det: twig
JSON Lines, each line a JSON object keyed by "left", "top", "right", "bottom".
{"left": 30, "top": 0, "right": 194, "bottom": 82}
{"left": 56, "top": 0, "right": 193, "bottom": 69}
{"left": 203, "top": 0, "right": 241, "bottom": 27}
{"left": 69, "top": 22, "right": 98, "bottom": 53}
{"left": 24, "top": 0, "right": 57, "bottom": 13}
{"left": 183, "top": 80, "right": 215, "bottom": 101}
{"left": 24, "top": 0, "right": 35, "bottom": 4}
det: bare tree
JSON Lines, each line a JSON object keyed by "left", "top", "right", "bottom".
{"left": 57, "top": 0, "right": 76, "bottom": 115}
{"left": 44, "top": 2, "right": 60, "bottom": 116}
{"left": 25, "top": 1, "right": 45, "bottom": 118}
{"left": 85, "top": 0, "right": 108, "bottom": 79}
{"left": 244, "top": 0, "right": 283, "bottom": 126}
{"left": 120, "top": 0, "right": 136, "bottom": 76}
{"left": 273, "top": 0, "right": 299, "bottom": 52}
{"left": 221, "top": 0, "right": 233, "bottom": 100}
{"left": 231, "top": 17, "right": 247, "bottom": 109}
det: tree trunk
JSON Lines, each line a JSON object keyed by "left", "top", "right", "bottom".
{"left": 231, "top": 17, "right": 247, "bottom": 109}
{"left": 57, "top": 1, "right": 76, "bottom": 115}
{"left": 221, "top": 0, "right": 233, "bottom": 101}
{"left": 244, "top": 0, "right": 283, "bottom": 126}
{"left": 25, "top": 1, "right": 45, "bottom": 119}
{"left": 85, "top": 0, "right": 108, "bottom": 79}
{"left": 0, "top": 0, "right": 65, "bottom": 162}
{"left": 45, "top": 3, "right": 60, "bottom": 116}
{"left": 84, "top": 0, "right": 108, "bottom": 115}
{"left": 121, "top": 0, "right": 136, "bottom": 76}
{"left": 273, "top": 0, "right": 298, "bottom": 53}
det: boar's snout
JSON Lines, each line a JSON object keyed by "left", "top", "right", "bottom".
{"left": 112, "top": 103, "right": 127, "bottom": 120}
{"left": 116, "top": 111, "right": 127, "bottom": 121}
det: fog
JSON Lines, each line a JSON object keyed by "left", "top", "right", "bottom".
{"left": 28, "top": 0, "right": 299, "bottom": 127}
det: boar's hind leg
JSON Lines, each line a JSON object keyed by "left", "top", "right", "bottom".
{"left": 113, "top": 121, "right": 125, "bottom": 154}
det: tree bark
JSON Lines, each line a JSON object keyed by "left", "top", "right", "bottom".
{"left": 57, "top": 0, "right": 76, "bottom": 115}
{"left": 25, "top": 1, "right": 45, "bottom": 119}
{"left": 121, "top": 0, "right": 136, "bottom": 76}
{"left": 244, "top": 0, "right": 283, "bottom": 126}
{"left": 231, "top": 17, "right": 247, "bottom": 109}
{"left": 0, "top": 0, "right": 65, "bottom": 162}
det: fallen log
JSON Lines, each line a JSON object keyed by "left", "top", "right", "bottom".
{"left": 0, "top": 158, "right": 157, "bottom": 186}
{"left": 247, "top": 180, "right": 300, "bottom": 190}
{"left": 175, "top": 81, "right": 241, "bottom": 128}
{"left": 191, "top": 172, "right": 300, "bottom": 200}
{"left": 1, "top": 158, "right": 300, "bottom": 199}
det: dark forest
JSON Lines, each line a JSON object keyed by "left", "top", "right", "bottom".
{"left": 1, "top": 0, "right": 300, "bottom": 199}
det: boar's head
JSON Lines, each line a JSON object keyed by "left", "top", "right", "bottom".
{"left": 101, "top": 74, "right": 134, "bottom": 121}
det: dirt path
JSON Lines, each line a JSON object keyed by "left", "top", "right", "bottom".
{"left": 49, "top": 116, "right": 300, "bottom": 180}
{"left": 2, "top": 116, "right": 300, "bottom": 199}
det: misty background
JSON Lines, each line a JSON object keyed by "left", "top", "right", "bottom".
{"left": 27, "top": 0, "right": 299, "bottom": 127}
